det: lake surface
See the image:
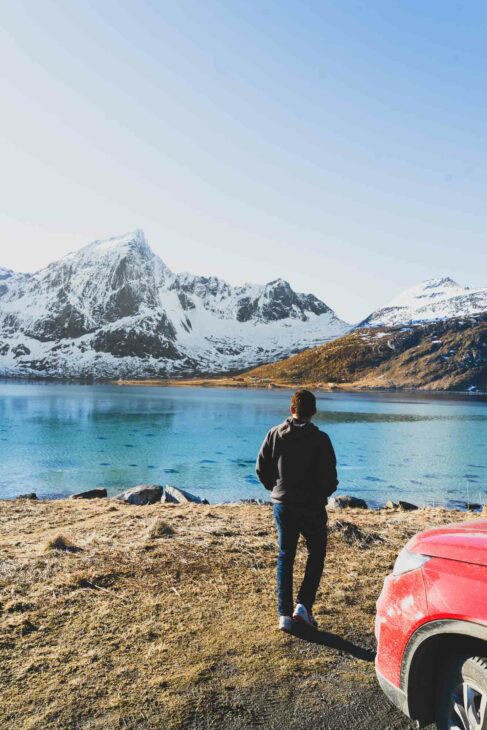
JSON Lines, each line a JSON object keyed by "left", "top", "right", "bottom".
{"left": 0, "top": 381, "right": 486, "bottom": 508}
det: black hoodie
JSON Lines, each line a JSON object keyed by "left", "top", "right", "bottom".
{"left": 256, "top": 417, "right": 338, "bottom": 507}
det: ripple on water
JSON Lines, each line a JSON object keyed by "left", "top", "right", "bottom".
{"left": 230, "top": 458, "right": 254, "bottom": 468}
{"left": 164, "top": 468, "right": 179, "bottom": 474}
{"left": 200, "top": 459, "right": 216, "bottom": 464}
{"left": 365, "top": 476, "right": 386, "bottom": 482}
{"left": 245, "top": 475, "right": 259, "bottom": 484}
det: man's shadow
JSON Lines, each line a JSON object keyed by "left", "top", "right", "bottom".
{"left": 291, "top": 624, "right": 376, "bottom": 663}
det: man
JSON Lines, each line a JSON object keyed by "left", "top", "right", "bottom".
{"left": 256, "top": 389, "right": 338, "bottom": 632}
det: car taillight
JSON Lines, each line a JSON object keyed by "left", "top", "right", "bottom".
{"left": 392, "top": 548, "right": 431, "bottom": 576}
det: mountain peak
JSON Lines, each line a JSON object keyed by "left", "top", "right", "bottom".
{"left": 83, "top": 229, "right": 150, "bottom": 256}
{"left": 263, "top": 278, "right": 292, "bottom": 290}
{"left": 388, "top": 277, "right": 464, "bottom": 309}
{"left": 362, "top": 276, "right": 486, "bottom": 327}
{"left": 422, "top": 276, "right": 459, "bottom": 289}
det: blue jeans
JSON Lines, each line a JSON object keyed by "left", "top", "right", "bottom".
{"left": 273, "top": 503, "right": 327, "bottom": 617}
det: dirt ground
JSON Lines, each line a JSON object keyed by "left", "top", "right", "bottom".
{"left": 1, "top": 500, "right": 479, "bottom": 730}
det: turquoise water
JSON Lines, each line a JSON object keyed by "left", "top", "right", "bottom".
{"left": 0, "top": 381, "right": 486, "bottom": 507}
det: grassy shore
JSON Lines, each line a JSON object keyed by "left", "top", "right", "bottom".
{"left": 112, "top": 377, "right": 481, "bottom": 394}
{"left": 113, "top": 376, "right": 357, "bottom": 391}
{"left": 1, "top": 500, "right": 481, "bottom": 729}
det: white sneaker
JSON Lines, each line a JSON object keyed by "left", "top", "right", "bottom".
{"left": 278, "top": 615, "right": 293, "bottom": 632}
{"left": 293, "top": 603, "right": 318, "bottom": 629}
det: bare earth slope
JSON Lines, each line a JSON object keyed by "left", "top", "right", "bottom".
{"left": 243, "top": 315, "right": 487, "bottom": 391}
{"left": 1, "top": 500, "right": 480, "bottom": 729}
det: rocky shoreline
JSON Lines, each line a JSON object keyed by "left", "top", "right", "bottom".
{"left": 7, "top": 484, "right": 486, "bottom": 513}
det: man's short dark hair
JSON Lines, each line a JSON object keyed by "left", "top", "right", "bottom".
{"left": 291, "top": 389, "right": 317, "bottom": 419}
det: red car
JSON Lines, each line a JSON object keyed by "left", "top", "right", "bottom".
{"left": 376, "top": 519, "right": 487, "bottom": 729}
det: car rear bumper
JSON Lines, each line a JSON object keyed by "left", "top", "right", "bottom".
{"left": 375, "top": 666, "right": 409, "bottom": 717}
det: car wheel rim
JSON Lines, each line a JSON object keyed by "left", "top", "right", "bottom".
{"left": 449, "top": 680, "right": 487, "bottom": 730}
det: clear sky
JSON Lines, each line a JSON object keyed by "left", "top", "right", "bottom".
{"left": 1, "top": 1, "right": 486, "bottom": 322}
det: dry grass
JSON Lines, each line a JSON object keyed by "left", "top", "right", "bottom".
{"left": 45, "top": 534, "right": 81, "bottom": 553}
{"left": 0, "top": 499, "right": 481, "bottom": 729}
{"left": 147, "top": 518, "right": 175, "bottom": 540}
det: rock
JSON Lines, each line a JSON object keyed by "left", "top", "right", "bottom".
{"left": 331, "top": 520, "right": 384, "bottom": 548}
{"left": 16, "top": 493, "right": 38, "bottom": 500}
{"left": 161, "top": 485, "right": 208, "bottom": 504}
{"left": 115, "top": 484, "right": 163, "bottom": 505}
{"left": 71, "top": 488, "right": 107, "bottom": 500}
{"left": 448, "top": 499, "right": 482, "bottom": 512}
{"left": 398, "top": 500, "right": 418, "bottom": 511}
{"left": 327, "top": 495, "right": 368, "bottom": 510}
{"left": 385, "top": 499, "right": 418, "bottom": 511}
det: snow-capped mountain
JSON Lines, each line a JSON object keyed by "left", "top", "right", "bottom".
{"left": 361, "top": 277, "right": 487, "bottom": 327}
{"left": 0, "top": 230, "right": 348, "bottom": 378}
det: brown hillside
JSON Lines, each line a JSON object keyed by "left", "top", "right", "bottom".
{"left": 243, "top": 316, "right": 487, "bottom": 391}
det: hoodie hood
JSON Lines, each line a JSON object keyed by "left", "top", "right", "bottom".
{"left": 277, "top": 417, "right": 317, "bottom": 438}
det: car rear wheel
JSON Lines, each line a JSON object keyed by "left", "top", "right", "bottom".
{"left": 436, "top": 655, "right": 487, "bottom": 730}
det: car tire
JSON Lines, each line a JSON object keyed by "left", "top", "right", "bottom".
{"left": 436, "top": 654, "right": 487, "bottom": 730}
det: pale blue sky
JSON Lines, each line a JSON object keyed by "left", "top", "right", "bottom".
{"left": 1, "top": 1, "right": 486, "bottom": 321}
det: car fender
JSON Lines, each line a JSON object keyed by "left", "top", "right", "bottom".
{"left": 401, "top": 618, "right": 487, "bottom": 725}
